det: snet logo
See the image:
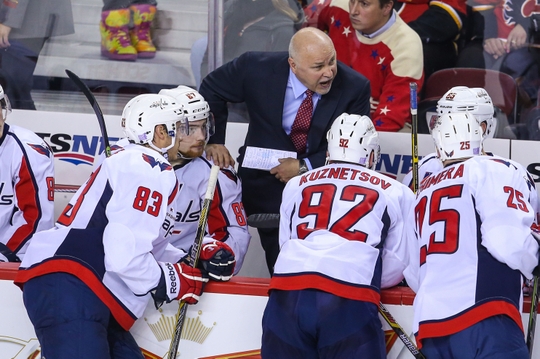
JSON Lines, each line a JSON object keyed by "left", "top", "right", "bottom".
{"left": 36, "top": 133, "right": 120, "bottom": 166}
{"left": 376, "top": 153, "right": 420, "bottom": 179}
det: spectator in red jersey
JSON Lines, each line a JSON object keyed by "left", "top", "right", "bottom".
{"left": 303, "top": 0, "right": 424, "bottom": 132}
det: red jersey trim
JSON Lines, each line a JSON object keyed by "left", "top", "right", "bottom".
{"left": 269, "top": 273, "right": 380, "bottom": 304}
{"left": 14, "top": 259, "right": 137, "bottom": 330}
{"left": 415, "top": 300, "right": 523, "bottom": 348}
{"left": 9, "top": 156, "right": 40, "bottom": 252}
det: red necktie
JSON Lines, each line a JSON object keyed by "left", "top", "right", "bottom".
{"left": 290, "top": 89, "right": 314, "bottom": 154}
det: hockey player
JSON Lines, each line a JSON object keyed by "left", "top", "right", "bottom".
{"left": 14, "top": 94, "right": 208, "bottom": 358}
{"left": 159, "top": 85, "right": 250, "bottom": 281}
{"left": 405, "top": 112, "right": 539, "bottom": 357}
{"left": 261, "top": 113, "right": 414, "bottom": 358}
{"left": 402, "top": 86, "right": 538, "bottom": 213}
{"left": 403, "top": 86, "right": 496, "bottom": 189}
{"left": 0, "top": 85, "right": 54, "bottom": 262}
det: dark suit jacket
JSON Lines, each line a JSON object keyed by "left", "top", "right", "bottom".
{"left": 200, "top": 51, "right": 371, "bottom": 215}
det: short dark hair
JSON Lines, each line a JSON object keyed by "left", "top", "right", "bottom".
{"left": 378, "top": 0, "right": 394, "bottom": 9}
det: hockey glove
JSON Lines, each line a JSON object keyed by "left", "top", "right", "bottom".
{"left": 153, "top": 262, "right": 208, "bottom": 309}
{"left": 198, "top": 240, "right": 236, "bottom": 281}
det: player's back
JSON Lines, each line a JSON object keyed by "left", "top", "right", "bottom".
{"left": 283, "top": 162, "right": 410, "bottom": 245}
{"left": 409, "top": 155, "right": 539, "bottom": 343}
{"left": 274, "top": 162, "right": 413, "bottom": 292}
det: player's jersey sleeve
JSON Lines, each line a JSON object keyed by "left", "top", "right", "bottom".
{"left": 99, "top": 148, "right": 179, "bottom": 296}
{"left": 1, "top": 130, "right": 54, "bottom": 259}
{"left": 206, "top": 166, "right": 250, "bottom": 274}
{"left": 475, "top": 159, "right": 539, "bottom": 278}
{"left": 380, "top": 183, "right": 416, "bottom": 288}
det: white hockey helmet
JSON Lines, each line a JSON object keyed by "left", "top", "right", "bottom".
{"left": 159, "top": 85, "right": 215, "bottom": 142}
{"left": 437, "top": 86, "right": 496, "bottom": 138}
{"left": 121, "top": 93, "right": 186, "bottom": 153}
{"left": 326, "top": 113, "right": 380, "bottom": 169}
{"left": 0, "top": 84, "right": 12, "bottom": 121}
{"left": 431, "top": 112, "right": 483, "bottom": 162}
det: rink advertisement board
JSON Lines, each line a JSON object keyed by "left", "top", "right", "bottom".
{"left": 8, "top": 109, "right": 522, "bottom": 189}
{"left": 1, "top": 264, "right": 540, "bottom": 359}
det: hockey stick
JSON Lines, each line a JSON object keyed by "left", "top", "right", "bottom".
{"left": 379, "top": 303, "right": 425, "bottom": 358}
{"left": 247, "top": 213, "right": 280, "bottom": 228}
{"left": 167, "top": 165, "right": 220, "bottom": 359}
{"left": 65, "top": 69, "right": 111, "bottom": 157}
{"left": 410, "top": 82, "right": 419, "bottom": 193}
{"left": 248, "top": 212, "right": 425, "bottom": 358}
{"left": 527, "top": 276, "right": 539, "bottom": 357}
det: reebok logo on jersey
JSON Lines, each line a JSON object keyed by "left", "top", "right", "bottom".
{"left": 142, "top": 154, "right": 172, "bottom": 171}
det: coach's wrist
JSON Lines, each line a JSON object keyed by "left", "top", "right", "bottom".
{"left": 298, "top": 159, "right": 308, "bottom": 175}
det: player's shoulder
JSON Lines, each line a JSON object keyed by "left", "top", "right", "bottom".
{"left": 7, "top": 124, "right": 53, "bottom": 160}
{"left": 108, "top": 144, "right": 173, "bottom": 174}
{"left": 7, "top": 124, "right": 43, "bottom": 145}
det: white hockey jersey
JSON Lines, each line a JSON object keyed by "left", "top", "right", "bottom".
{"left": 0, "top": 124, "right": 54, "bottom": 260}
{"left": 270, "top": 163, "right": 415, "bottom": 304}
{"left": 405, "top": 156, "right": 540, "bottom": 348}
{"left": 15, "top": 144, "right": 183, "bottom": 330}
{"left": 402, "top": 152, "right": 539, "bottom": 215}
{"left": 170, "top": 156, "right": 250, "bottom": 274}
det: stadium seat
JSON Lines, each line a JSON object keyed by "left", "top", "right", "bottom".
{"left": 418, "top": 68, "right": 518, "bottom": 138}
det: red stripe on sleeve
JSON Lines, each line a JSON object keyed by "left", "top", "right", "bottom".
{"left": 9, "top": 156, "right": 40, "bottom": 252}
{"left": 207, "top": 184, "right": 229, "bottom": 242}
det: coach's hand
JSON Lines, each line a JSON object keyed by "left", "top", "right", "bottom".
{"left": 271, "top": 158, "right": 301, "bottom": 183}
{"left": 198, "top": 241, "right": 236, "bottom": 281}
{"left": 205, "top": 144, "right": 235, "bottom": 168}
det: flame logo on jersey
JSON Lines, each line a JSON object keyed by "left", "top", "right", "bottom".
{"left": 142, "top": 153, "right": 172, "bottom": 171}
{"left": 28, "top": 143, "right": 51, "bottom": 158}
{"left": 522, "top": 0, "right": 540, "bottom": 17}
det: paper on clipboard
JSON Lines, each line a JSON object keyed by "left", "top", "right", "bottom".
{"left": 241, "top": 146, "right": 297, "bottom": 171}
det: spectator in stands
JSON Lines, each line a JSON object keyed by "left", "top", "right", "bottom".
{"left": 199, "top": 27, "right": 371, "bottom": 274}
{"left": 348, "top": 0, "right": 424, "bottom": 132}
{"left": 304, "top": 0, "right": 465, "bottom": 82}
{"left": 200, "top": 0, "right": 305, "bottom": 79}
{"left": 303, "top": 0, "right": 424, "bottom": 131}
{"left": 303, "top": 0, "right": 352, "bottom": 63}
{"left": 0, "top": 85, "right": 54, "bottom": 262}
{"left": 261, "top": 114, "right": 413, "bottom": 358}
{"left": 100, "top": 0, "right": 158, "bottom": 60}
{"left": 393, "top": 0, "right": 467, "bottom": 80}
{"left": 456, "top": 0, "right": 529, "bottom": 70}
{"left": 0, "top": 0, "right": 74, "bottom": 109}
{"left": 194, "top": 0, "right": 304, "bottom": 123}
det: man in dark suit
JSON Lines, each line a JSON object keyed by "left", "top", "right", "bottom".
{"left": 200, "top": 27, "right": 370, "bottom": 275}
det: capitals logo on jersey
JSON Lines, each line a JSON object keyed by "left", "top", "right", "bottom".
{"left": 142, "top": 154, "right": 172, "bottom": 172}
{"left": 28, "top": 143, "right": 52, "bottom": 158}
